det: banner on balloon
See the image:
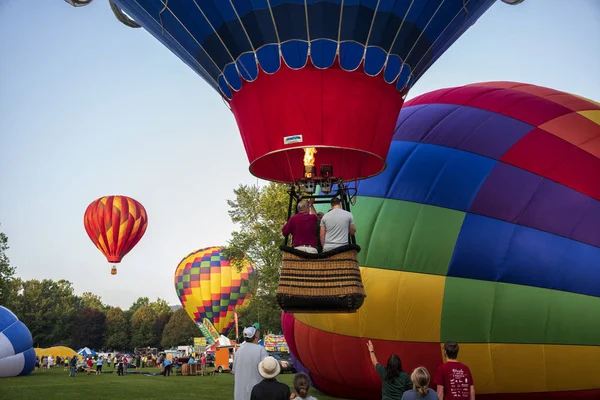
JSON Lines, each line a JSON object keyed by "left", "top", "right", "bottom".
{"left": 196, "top": 323, "right": 217, "bottom": 346}
{"left": 203, "top": 318, "right": 220, "bottom": 342}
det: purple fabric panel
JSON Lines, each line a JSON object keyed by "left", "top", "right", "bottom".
{"left": 469, "top": 162, "right": 542, "bottom": 222}
{"left": 518, "top": 179, "right": 591, "bottom": 240}
{"left": 458, "top": 112, "right": 534, "bottom": 159}
{"left": 393, "top": 104, "right": 459, "bottom": 142}
{"left": 470, "top": 163, "right": 600, "bottom": 248}
{"left": 393, "top": 104, "right": 534, "bottom": 160}
{"left": 571, "top": 200, "right": 600, "bottom": 248}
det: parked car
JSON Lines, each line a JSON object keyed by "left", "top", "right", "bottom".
{"left": 269, "top": 352, "right": 296, "bottom": 373}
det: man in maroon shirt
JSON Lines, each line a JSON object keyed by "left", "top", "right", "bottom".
{"left": 434, "top": 341, "right": 475, "bottom": 400}
{"left": 282, "top": 200, "right": 318, "bottom": 253}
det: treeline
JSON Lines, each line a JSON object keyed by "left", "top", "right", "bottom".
{"left": 2, "top": 279, "right": 199, "bottom": 351}
{"left": 0, "top": 228, "right": 199, "bottom": 351}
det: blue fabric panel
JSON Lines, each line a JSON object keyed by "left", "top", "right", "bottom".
{"left": 359, "top": 142, "right": 495, "bottom": 211}
{"left": 237, "top": 53, "right": 259, "bottom": 81}
{"left": 112, "top": 0, "right": 496, "bottom": 94}
{"left": 338, "top": 1, "right": 375, "bottom": 43}
{"left": 218, "top": 76, "right": 233, "bottom": 99}
{"left": 281, "top": 40, "right": 309, "bottom": 69}
{"left": 19, "top": 348, "right": 36, "bottom": 376}
{"left": 310, "top": 39, "right": 337, "bottom": 69}
{"left": 256, "top": 45, "right": 281, "bottom": 73}
{"left": 384, "top": 143, "right": 495, "bottom": 211}
{"left": 307, "top": 0, "right": 341, "bottom": 41}
{"left": 0, "top": 307, "right": 17, "bottom": 332}
{"left": 3, "top": 322, "right": 33, "bottom": 355}
{"left": 364, "top": 47, "right": 387, "bottom": 76}
{"left": 449, "top": 214, "right": 600, "bottom": 298}
{"left": 224, "top": 64, "right": 243, "bottom": 90}
{"left": 270, "top": 1, "right": 307, "bottom": 42}
{"left": 339, "top": 42, "right": 364, "bottom": 70}
{"left": 396, "top": 64, "right": 412, "bottom": 91}
{"left": 384, "top": 55, "right": 402, "bottom": 83}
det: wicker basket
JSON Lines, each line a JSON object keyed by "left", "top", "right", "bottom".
{"left": 276, "top": 245, "right": 366, "bottom": 313}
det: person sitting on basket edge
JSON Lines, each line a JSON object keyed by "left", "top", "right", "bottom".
{"left": 320, "top": 197, "right": 356, "bottom": 252}
{"left": 281, "top": 199, "right": 319, "bottom": 254}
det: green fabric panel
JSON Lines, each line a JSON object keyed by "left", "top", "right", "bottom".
{"left": 441, "top": 277, "right": 600, "bottom": 345}
{"left": 353, "top": 197, "right": 465, "bottom": 275}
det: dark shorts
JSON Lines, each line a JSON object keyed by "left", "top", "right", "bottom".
{"left": 96, "top": 365, "right": 102, "bottom": 372}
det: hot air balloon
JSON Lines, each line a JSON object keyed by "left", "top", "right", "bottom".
{"left": 174, "top": 247, "right": 255, "bottom": 336}
{"left": 83, "top": 195, "right": 148, "bottom": 275}
{"left": 0, "top": 306, "right": 36, "bottom": 378}
{"left": 283, "top": 82, "right": 600, "bottom": 399}
{"left": 67, "top": 0, "right": 507, "bottom": 185}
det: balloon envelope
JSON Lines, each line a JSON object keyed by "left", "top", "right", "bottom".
{"left": 284, "top": 82, "right": 600, "bottom": 399}
{"left": 0, "top": 306, "right": 35, "bottom": 378}
{"left": 174, "top": 247, "right": 255, "bottom": 335}
{"left": 83, "top": 195, "right": 148, "bottom": 264}
{"left": 112, "top": 0, "right": 497, "bottom": 183}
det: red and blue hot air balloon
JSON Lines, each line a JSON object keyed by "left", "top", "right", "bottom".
{"left": 65, "top": 0, "right": 503, "bottom": 184}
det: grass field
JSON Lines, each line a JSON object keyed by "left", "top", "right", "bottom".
{"left": 0, "top": 366, "right": 348, "bottom": 400}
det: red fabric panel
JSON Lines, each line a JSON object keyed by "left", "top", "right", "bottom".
{"left": 502, "top": 128, "right": 600, "bottom": 200}
{"left": 289, "top": 318, "right": 443, "bottom": 400}
{"left": 229, "top": 63, "right": 404, "bottom": 183}
{"left": 405, "top": 85, "right": 572, "bottom": 127}
{"left": 281, "top": 311, "right": 298, "bottom": 359}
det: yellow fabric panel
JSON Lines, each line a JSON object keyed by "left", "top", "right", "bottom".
{"left": 293, "top": 267, "right": 445, "bottom": 342}
{"left": 457, "top": 343, "right": 600, "bottom": 394}
{"left": 580, "top": 110, "right": 600, "bottom": 124}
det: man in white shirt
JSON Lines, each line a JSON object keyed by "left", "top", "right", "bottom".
{"left": 232, "top": 325, "right": 268, "bottom": 400}
{"left": 320, "top": 197, "right": 356, "bottom": 251}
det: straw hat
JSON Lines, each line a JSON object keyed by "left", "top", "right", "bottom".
{"left": 258, "top": 356, "right": 281, "bottom": 379}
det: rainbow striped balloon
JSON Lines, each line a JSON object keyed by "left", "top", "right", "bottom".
{"left": 174, "top": 247, "right": 254, "bottom": 335}
{"left": 283, "top": 82, "right": 600, "bottom": 399}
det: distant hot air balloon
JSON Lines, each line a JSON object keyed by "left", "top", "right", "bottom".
{"left": 0, "top": 306, "right": 35, "bottom": 378}
{"left": 83, "top": 195, "right": 148, "bottom": 275}
{"left": 174, "top": 247, "right": 255, "bottom": 335}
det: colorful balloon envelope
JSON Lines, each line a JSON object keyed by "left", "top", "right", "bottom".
{"left": 284, "top": 82, "right": 600, "bottom": 399}
{"left": 174, "top": 247, "right": 255, "bottom": 335}
{"left": 83, "top": 195, "right": 148, "bottom": 274}
{"left": 108, "top": 0, "right": 498, "bottom": 183}
{"left": 0, "top": 306, "right": 35, "bottom": 378}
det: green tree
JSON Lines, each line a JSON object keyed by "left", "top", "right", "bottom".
{"left": 80, "top": 292, "right": 107, "bottom": 311}
{"left": 130, "top": 305, "right": 160, "bottom": 348}
{"left": 149, "top": 298, "right": 172, "bottom": 317}
{"left": 225, "top": 182, "right": 290, "bottom": 334}
{"left": 0, "top": 227, "right": 18, "bottom": 310}
{"left": 71, "top": 307, "right": 106, "bottom": 350}
{"left": 128, "top": 297, "right": 150, "bottom": 313}
{"left": 104, "top": 307, "right": 130, "bottom": 350}
{"left": 15, "top": 279, "right": 79, "bottom": 347}
{"left": 161, "top": 308, "right": 199, "bottom": 348}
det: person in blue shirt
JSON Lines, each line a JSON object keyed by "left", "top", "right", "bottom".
{"left": 163, "top": 358, "right": 172, "bottom": 377}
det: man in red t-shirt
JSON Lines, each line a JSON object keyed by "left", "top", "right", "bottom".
{"left": 434, "top": 341, "right": 475, "bottom": 400}
{"left": 282, "top": 199, "right": 318, "bottom": 253}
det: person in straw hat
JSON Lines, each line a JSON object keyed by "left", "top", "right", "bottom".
{"left": 250, "top": 356, "right": 291, "bottom": 400}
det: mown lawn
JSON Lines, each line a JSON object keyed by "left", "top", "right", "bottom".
{"left": 0, "top": 366, "right": 348, "bottom": 400}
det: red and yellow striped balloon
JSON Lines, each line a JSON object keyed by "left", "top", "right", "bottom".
{"left": 83, "top": 195, "right": 148, "bottom": 270}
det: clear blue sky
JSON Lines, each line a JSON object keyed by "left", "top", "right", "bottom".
{"left": 0, "top": 0, "right": 598, "bottom": 309}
